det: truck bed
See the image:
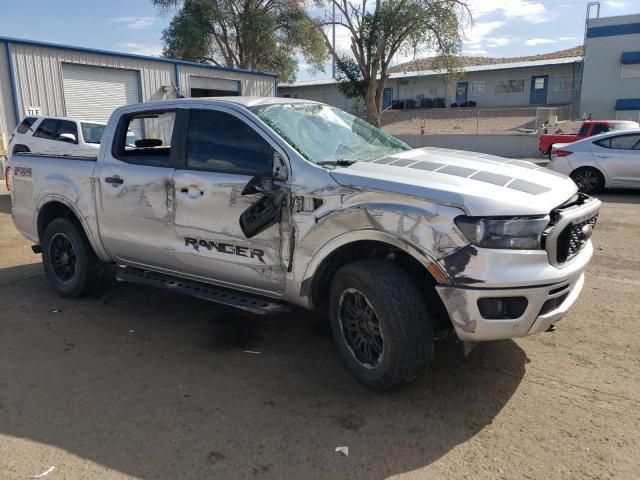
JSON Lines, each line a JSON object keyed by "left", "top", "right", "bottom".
{"left": 9, "top": 152, "right": 97, "bottom": 243}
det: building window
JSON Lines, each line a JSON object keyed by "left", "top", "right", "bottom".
{"left": 552, "top": 75, "right": 574, "bottom": 92}
{"left": 471, "top": 81, "right": 484, "bottom": 95}
{"left": 428, "top": 86, "right": 438, "bottom": 97}
{"left": 495, "top": 79, "right": 525, "bottom": 94}
{"left": 622, "top": 63, "right": 640, "bottom": 78}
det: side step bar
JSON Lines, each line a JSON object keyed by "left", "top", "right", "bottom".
{"left": 116, "top": 267, "right": 290, "bottom": 315}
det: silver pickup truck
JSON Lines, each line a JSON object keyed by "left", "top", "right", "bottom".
{"left": 7, "top": 97, "right": 601, "bottom": 388}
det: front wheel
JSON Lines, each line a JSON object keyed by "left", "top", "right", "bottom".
{"left": 570, "top": 167, "right": 605, "bottom": 194}
{"left": 329, "top": 259, "right": 434, "bottom": 389}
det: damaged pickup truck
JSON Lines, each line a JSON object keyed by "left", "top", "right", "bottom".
{"left": 7, "top": 98, "right": 601, "bottom": 389}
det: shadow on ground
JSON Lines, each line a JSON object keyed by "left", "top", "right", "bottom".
{"left": 0, "top": 264, "right": 527, "bottom": 479}
{"left": 595, "top": 189, "right": 640, "bottom": 205}
{"left": 0, "top": 191, "right": 10, "bottom": 214}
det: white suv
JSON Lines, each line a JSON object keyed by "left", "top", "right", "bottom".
{"left": 9, "top": 116, "right": 108, "bottom": 158}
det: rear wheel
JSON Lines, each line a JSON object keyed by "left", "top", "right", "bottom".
{"left": 42, "top": 217, "right": 111, "bottom": 297}
{"left": 329, "top": 259, "right": 434, "bottom": 389}
{"left": 570, "top": 167, "right": 605, "bottom": 194}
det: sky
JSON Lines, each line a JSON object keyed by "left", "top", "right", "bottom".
{"left": 0, "top": 0, "right": 637, "bottom": 82}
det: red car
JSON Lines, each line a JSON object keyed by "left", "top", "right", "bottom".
{"left": 538, "top": 120, "right": 639, "bottom": 157}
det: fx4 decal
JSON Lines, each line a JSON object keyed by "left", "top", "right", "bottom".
{"left": 184, "top": 237, "right": 265, "bottom": 264}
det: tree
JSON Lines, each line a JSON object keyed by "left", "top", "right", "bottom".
{"left": 315, "top": 0, "right": 469, "bottom": 126}
{"left": 335, "top": 56, "right": 367, "bottom": 103}
{"left": 154, "top": 0, "right": 327, "bottom": 83}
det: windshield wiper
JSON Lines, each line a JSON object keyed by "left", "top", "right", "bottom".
{"left": 316, "top": 159, "right": 357, "bottom": 168}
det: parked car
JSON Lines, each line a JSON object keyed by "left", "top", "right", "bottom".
{"left": 538, "top": 120, "right": 639, "bottom": 158}
{"left": 549, "top": 129, "right": 640, "bottom": 193}
{"left": 6, "top": 97, "right": 601, "bottom": 389}
{"left": 8, "top": 116, "right": 140, "bottom": 158}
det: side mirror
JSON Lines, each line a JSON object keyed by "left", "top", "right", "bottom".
{"left": 273, "top": 151, "right": 288, "bottom": 181}
{"left": 58, "top": 133, "right": 77, "bottom": 143}
{"left": 241, "top": 174, "right": 274, "bottom": 195}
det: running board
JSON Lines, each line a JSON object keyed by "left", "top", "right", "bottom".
{"left": 116, "top": 267, "right": 290, "bottom": 315}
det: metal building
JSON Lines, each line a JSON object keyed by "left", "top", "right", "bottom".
{"left": 0, "top": 36, "right": 278, "bottom": 156}
{"left": 279, "top": 49, "right": 582, "bottom": 113}
{"left": 580, "top": 13, "right": 640, "bottom": 121}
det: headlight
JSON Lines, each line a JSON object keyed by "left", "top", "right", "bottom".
{"left": 454, "top": 216, "right": 549, "bottom": 249}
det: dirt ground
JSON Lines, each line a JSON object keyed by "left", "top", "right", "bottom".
{"left": 0, "top": 185, "right": 638, "bottom": 480}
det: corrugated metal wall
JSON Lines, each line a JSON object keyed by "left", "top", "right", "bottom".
{"left": 179, "top": 64, "right": 275, "bottom": 97}
{"left": 0, "top": 41, "right": 277, "bottom": 144}
{"left": 9, "top": 43, "right": 175, "bottom": 120}
{"left": 0, "top": 41, "right": 15, "bottom": 155}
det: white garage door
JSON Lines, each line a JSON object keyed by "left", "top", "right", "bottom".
{"left": 62, "top": 64, "right": 140, "bottom": 123}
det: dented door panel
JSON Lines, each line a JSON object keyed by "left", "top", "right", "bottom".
{"left": 172, "top": 170, "right": 286, "bottom": 294}
{"left": 94, "top": 161, "right": 176, "bottom": 269}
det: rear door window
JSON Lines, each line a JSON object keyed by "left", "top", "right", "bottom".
{"left": 16, "top": 117, "right": 37, "bottom": 134}
{"left": 186, "top": 109, "right": 273, "bottom": 176}
{"left": 609, "top": 134, "right": 640, "bottom": 150}
{"left": 34, "top": 119, "right": 59, "bottom": 140}
{"left": 113, "top": 111, "right": 176, "bottom": 167}
{"left": 594, "top": 138, "right": 611, "bottom": 149}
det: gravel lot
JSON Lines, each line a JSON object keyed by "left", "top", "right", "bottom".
{"left": 0, "top": 185, "right": 638, "bottom": 480}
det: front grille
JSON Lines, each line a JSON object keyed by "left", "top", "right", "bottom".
{"left": 556, "top": 215, "right": 598, "bottom": 263}
{"left": 546, "top": 194, "right": 600, "bottom": 266}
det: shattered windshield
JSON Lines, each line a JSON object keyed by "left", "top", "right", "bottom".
{"left": 249, "top": 102, "right": 411, "bottom": 164}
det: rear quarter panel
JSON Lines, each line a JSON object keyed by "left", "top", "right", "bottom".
{"left": 9, "top": 154, "right": 105, "bottom": 255}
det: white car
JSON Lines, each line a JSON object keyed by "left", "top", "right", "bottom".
{"left": 549, "top": 128, "right": 640, "bottom": 193}
{"left": 7, "top": 116, "right": 141, "bottom": 158}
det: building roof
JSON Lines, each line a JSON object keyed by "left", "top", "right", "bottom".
{"left": 280, "top": 48, "right": 583, "bottom": 88}
{"left": 0, "top": 35, "right": 277, "bottom": 78}
{"left": 388, "top": 46, "right": 583, "bottom": 73}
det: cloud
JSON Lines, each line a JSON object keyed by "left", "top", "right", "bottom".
{"left": 470, "top": 0, "right": 548, "bottom": 24}
{"left": 486, "top": 37, "right": 512, "bottom": 47}
{"left": 604, "top": 1, "right": 630, "bottom": 7}
{"left": 118, "top": 42, "right": 163, "bottom": 57}
{"left": 111, "top": 16, "right": 157, "bottom": 29}
{"left": 524, "top": 38, "right": 556, "bottom": 46}
{"left": 524, "top": 36, "right": 576, "bottom": 46}
{"left": 465, "top": 21, "right": 505, "bottom": 46}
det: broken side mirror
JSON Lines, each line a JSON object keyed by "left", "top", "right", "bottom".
{"left": 239, "top": 194, "right": 282, "bottom": 238}
{"left": 273, "top": 151, "right": 288, "bottom": 181}
{"left": 241, "top": 174, "right": 274, "bottom": 196}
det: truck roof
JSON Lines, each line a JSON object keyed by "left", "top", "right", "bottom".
{"left": 122, "top": 96, "right": 320, "bottom": 112}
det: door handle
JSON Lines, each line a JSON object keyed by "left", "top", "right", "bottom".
{"left": 596, "top": 155, "right": 610, "bottom": 159}
{"left": 104, "top": 176, "right": 124, "bottom": 186}
{"left": 179, "top": 186, "right": 204, "bottom": 198}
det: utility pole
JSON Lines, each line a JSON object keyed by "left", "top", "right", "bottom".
{"left": 332, "top": 2, "right": 336, "bottom": 78}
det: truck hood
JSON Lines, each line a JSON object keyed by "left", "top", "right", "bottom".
{"left": 330, "top": 147, "right": 577, "bottom": 216}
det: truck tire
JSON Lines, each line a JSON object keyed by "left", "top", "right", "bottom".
{"left": 329, "top": 259, "right": 434, "bottom": 389}
{"left": 570, "top": 167, "right": 604, "bottom": 194}
{"left": 42, "top": 217, "right": 109, "bottom": 298}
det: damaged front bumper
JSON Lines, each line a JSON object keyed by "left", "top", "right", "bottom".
{"left": 435, "top": 242, "right": 593, "bottom": 342}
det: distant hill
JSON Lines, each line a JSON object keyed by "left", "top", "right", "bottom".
{"left": 388, "top": 46, "right": 583, "bottom": 73}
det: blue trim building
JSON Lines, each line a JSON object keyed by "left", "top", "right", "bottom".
{"left": 580, "top": 13, "right": 640, "bottom": 121}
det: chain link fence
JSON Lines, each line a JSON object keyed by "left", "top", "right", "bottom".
{"left": 381, "top": 104, "right": 579, "bottom": 136}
